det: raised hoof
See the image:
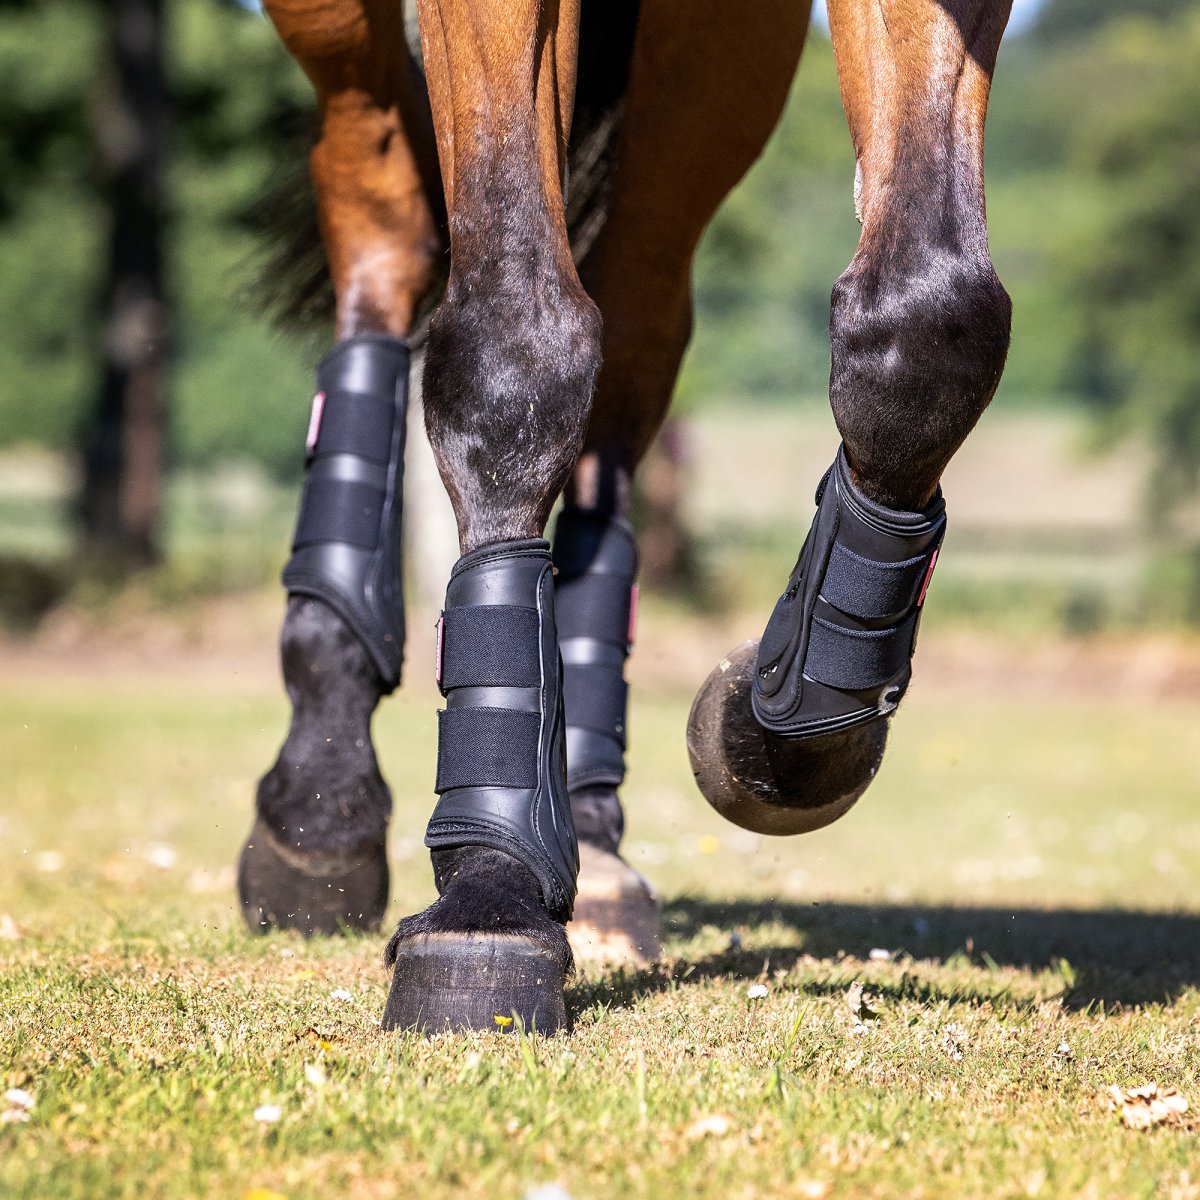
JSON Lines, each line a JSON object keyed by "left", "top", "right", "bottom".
{"left": 686, "top": 639, "right": 888, "bottom": 836}
{"left": 568, "top": 843, "right": 662, "bottom": 966}
{"left": 237, "top": 818, "right": 388, "bottom": 936}
{"left": 382, "top": 933, "right": 567, "bottom": 1035}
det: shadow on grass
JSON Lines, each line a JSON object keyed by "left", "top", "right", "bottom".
{"left": 567, "top": 898, "right": 1200, "bottom": 1018}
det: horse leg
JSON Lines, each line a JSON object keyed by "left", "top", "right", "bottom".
{"left": 555, "top": 0, "right": 810, "bottom": 964}
{"left": 381, "top": 0, "right": 599, "bottom": 1034}
{"left": 689, "top": 0, "right": 1013, "bottom": 834}
{"left": 239, "top": 0, "right": 441, "bottom": 935}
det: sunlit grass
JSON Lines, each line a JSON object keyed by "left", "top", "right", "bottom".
{"left": 2, "top": 669, "right": 1199, "bottom": 1197}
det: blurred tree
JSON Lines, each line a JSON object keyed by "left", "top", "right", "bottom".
{"left": 81, "top": 0, "right": 170, "bottom": 566}
{"left": 1058, "top": 11, "right": 1200, "bottom": 486}
{"left": 634, "top": 419, "right": 696, "bottom": 591}
{"left": 1049, "top": 8, "right": 1200, "bottom": 609}
{"left": 1033, "top": 0, "right": 1195, "bottom": 42}
{"left": 0, "top": 0, "right": 312, "bottom": 562}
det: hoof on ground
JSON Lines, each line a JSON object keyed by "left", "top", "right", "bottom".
{"left": 237, "top": 818, "right": 388, "bottom": 936}
{"left": 568, "top": 843, "right": 662, "bottom": 967}
{"left": 383, "top": 932, "right": 567, "bottom": 1035}
{"left": 687, "top": 639, "right": 887, "bottom": 836}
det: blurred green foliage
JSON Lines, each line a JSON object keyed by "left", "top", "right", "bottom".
{"left": 0, "top": 0, "right": 1198, "bottom": 493}
{"left": 1054, "top": 11, "right": 1200, "bottom": 506}
{"left": 0, "top": 0, "right": 315, "bottom": 478}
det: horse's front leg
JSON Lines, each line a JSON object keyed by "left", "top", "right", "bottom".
{"left": 381, "top": 0, "right": 599, "bottom": 1034}
{"left": 690, "top": 0, "right": 1013, "bottom": 833}
{"left": 239, "top": 0, "right": 441, "bottom": 934}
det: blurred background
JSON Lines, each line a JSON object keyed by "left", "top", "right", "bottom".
{"left": 2, "top": 0, "right": 1200, "bottom": 643}
{"left": 1, "top": 0, "right": 1199, "bottom": 947}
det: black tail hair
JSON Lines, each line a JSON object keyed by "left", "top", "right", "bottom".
{"left": 249, "top": 0, "right": 642, "bottom": 341}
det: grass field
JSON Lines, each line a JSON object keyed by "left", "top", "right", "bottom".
{"left": 3, "top": 647, "right": 1199, "bottom": 1199}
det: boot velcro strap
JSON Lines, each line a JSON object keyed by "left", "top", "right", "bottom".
{"left": 294, "top": 382, "right": 397, "bottom": 550}
{"left": 556, "top": 572, "right": 633, "bottom": 647}
{"left": 804, "top": 612, "right": 919, "bottom": 692}
{"left": 562, "top": 665, "right": 628, "bottom": 745}
{"left": 435, "top": 708, "right": 540, "bottom": 791}
{"left": 820, "top": 544, "right": 931, "bottom": 621}
{"left": 293, "top": 472, "right": 385, "bottom": 551}
{"left": 308, "top": 388, "right": 395, "bottom": 465}
{"left": 439, "top": 605, "right": 540, "bottom": 692}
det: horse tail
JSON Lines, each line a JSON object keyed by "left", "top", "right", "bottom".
{"left": 565, "top": 0, "right": 642, "bottom": 266}
{"left": 251, "top": 0, "right": 642, "bottom": 339}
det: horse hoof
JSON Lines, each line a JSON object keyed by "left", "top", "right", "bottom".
{"left": 686, "top": 639, "right": 888, "bottom": 836}
{"left": 237, "top": 818, "right": 388, "bottom": 936}
{"left": 568, "top": 843, "right": 662, "bottom": 966}
{"left": 382, "top": 933, "right": 568, "bottom": 1035}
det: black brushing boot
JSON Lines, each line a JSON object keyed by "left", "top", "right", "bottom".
{"left": 552, "top": 508, "right": 661, "bottom": 965}
{"left": 383, "top": 539, "right": 577, "bottom": 1034}
{"left": 689, "top": 444, "right": 945, "bottom": 835}
{"left": 240, "top": 335, "right": 409, "bottom": 935}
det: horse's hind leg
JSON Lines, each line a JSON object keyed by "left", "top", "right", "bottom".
{"left": 556, "top": 0, "right": 810, "bottom": 964}
{"left": 689, "top": 0, "right": 1013, "bottom": 833}
{"left": 239, "top": 0, "right": 441, "bottom": 935}
{"left": 381, "top": 0, "right": 599, "bottom": 1033}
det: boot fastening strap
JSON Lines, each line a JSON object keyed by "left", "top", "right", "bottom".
{"left": 282, "top": 335, "right": 409, "bottom": 691}
{"left": 425, "top": 539, "right": 579, "bottom": 922}
{"left": 552, "top": 509, "right": 637, "bottom": 792}
{"left": 752, "top": 445, "right": 946, "bottom": 739}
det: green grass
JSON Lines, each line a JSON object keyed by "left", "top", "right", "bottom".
{"left": 2, "top": 672, "right": 1199, "bottom": 1198}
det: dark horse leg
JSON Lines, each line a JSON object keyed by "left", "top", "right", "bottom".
{"left": 239, "top": 0, "right": 442, "bottom": 934}
{"left": 689, "top": 0, "right": 1013, "bottom": 834}
{"left": 381, "top": 0, "right": 600, "bottom": 1033}
{"left": 558, "top": 0, "right": 811, "bottom": 964}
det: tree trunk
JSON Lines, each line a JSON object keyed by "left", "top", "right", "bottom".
{"left": 81, "top": 0, "right": 170, "bottom": 569}
{"left": 635, "top": 418, "right": 695, "bottom": 591}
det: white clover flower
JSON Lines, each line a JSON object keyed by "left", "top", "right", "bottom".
{"left": 525, "top": 1186, "right": 573, "bottom": 1200}
{"left": 253, "top": 1104, "right": 282, "bottom": 1124}
{"left": 746, "top": 983, "right": 769, "bottom": 1000}
{"left": 2, "top": 1088, "right": 35, "bottom": 1124}
{"left": 146, "top": 845, "right": 177, "bottom": 870}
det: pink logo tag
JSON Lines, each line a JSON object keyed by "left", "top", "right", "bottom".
{"left": 627, "top": 584, "right": 639, "bottom": 648}
{"left": 305, "top": 392, "right": 326, "bottom": 458}
{"left": 435, "top": 614, "right": 445, "bottom": 685}
{"left": 917, "top": 548, "right": 940, "bottom": 607}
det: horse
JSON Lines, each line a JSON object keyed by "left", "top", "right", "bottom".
{"left": 236, "top": 0, "right": 1014, "bottom": 1034}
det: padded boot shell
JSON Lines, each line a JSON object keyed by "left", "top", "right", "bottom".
{"left": 385, "top": 540, "right": 579, "bottom": 1035}
{"left": 422, "top": 538, "right": 579, "bottom": 921}
{"left": 282, "top": 334, "right": 410, "bottom": 691}
{"left": 753, "top": 445, "right": 946, "bottom": 740}
{"left": 552, "top": 509, "right": 638, "bottom": 794}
